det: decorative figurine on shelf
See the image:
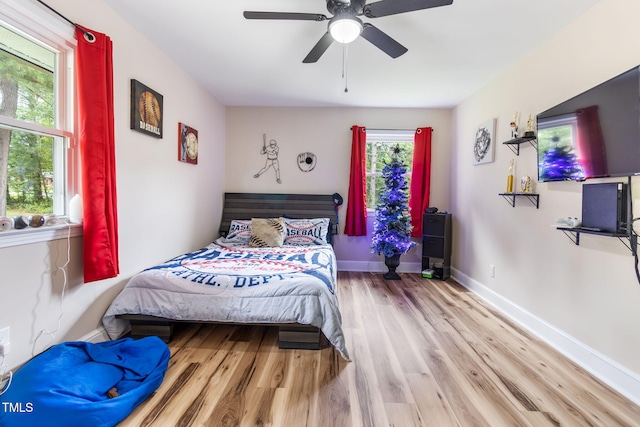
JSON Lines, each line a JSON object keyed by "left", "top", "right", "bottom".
{"left": 506, "top": 159, "right": 515, "bottom": 193}
{"left": 521, "top": 175, "right": 532, "bottom": 193}
{"left": 524, "top": 114, "right": 535, "bottom": 138}
{"left": 510, "top": 111, "right": 519, "bottom": 139}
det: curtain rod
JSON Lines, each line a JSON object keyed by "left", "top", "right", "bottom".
{"left": 349, "top": 127, "right": 432, "bottom": 132}
{"left": 36, "top": 0, "right": 94, "bottom": 41}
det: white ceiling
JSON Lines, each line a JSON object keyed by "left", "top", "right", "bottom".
{"left": 103, "top": 0, "right": 601, "bottom": 108}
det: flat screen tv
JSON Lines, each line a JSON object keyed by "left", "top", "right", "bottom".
{"left": 537, "top": 65, "right": 640, "bottom": 182}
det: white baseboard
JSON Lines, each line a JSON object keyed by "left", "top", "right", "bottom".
{"left": 451, "top": 267, "right": 640, "bottom": 407}
{"left": 338, "top": 260, "right": 422, "bottom": 273}
{"left": 79, "top": 326, "right": 111, "bottom": 344}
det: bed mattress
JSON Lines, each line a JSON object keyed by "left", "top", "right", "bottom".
{"left": 102, "top": 238, "right": 349, "bottom": 360}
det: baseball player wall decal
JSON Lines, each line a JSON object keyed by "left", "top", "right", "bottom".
{"left": 254, "top": 133, "right": 282, "bottom": 184}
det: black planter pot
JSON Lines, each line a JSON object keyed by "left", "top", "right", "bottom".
{"left": 383, "top": 254, "right": 402, "bottom": 280}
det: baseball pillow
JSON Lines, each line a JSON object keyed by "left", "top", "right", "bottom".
{"left": 283, "top": 217, "right": 330, "bottom": 245}
{"left": 249, "top": 218, "right": 286, "bottom": 247}
{"left": 223, "top": 219, "right": 252, "bottom": 244}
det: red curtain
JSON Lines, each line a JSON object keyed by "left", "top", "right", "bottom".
{"left": 576, "top": 106, "right": 607, "bottom": 178}
{"left": 409, "top": 127, "right": 432, "bottom": 237}
{"left": 345, "top": 126, "right": 367, "bottom": 236}
{"left": 75, "top": 26, "right": 119, "bottom": 283}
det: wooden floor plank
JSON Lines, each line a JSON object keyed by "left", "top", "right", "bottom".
{"left": 406, "top": 372, "right": 461, "bottom": 427}
{"left": 314, "top": 347, "right": 352, "bottom": 427}
{"left": 120, "top": 272, "right": 640, "bottom": 427}
{"left": 278, "top": 351, "right": 321, "bottom": 427}
{"left": 342, "top": 272, "right": 391, "bottom": 426}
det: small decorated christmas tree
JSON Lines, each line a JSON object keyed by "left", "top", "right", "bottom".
{"left": 371, "top": 145, "right": 416, "bottom": 279}
{"left": 539, "top": 145, "right": 584, "bottom": 181}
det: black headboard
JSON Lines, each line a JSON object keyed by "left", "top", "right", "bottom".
{"left": 219, "top": 193, "right": 338, "bottom": 236}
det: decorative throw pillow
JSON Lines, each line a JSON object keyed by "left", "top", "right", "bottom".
{"left": 249, "top": 218, "right": 286, "bottom": 247}
{"left": 224, "top": 219, "right": 252, "bottom": 243}
{"left": 283, "top": 217, "right": 330, "bottom": 245}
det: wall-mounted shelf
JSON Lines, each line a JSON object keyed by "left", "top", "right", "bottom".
{"left": 499, "top": 192, "right": 539, "bottom": 208}
{"left": 503, "top": 135, "right": 537, "bottom": 156}
{"left": 556, "top": 227, "right": 637, "bottom": 256}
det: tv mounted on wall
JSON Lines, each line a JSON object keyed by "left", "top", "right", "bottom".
{"left": 537, "top": 65, "right": 640, "bottom": 182}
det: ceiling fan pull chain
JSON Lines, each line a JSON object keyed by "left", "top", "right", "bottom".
{"left": 343, "top": 44, "right": 349, "bottom": 93}
{"left": 342, "top": 43, "right": 346, "bottom": 78}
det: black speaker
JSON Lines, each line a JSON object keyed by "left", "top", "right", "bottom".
{"left": 581, "top": 182, "right": 628, "bottom": 233}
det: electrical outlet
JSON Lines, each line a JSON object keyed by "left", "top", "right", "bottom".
{"left": 489, "top": 264, "right": 496, "bottom": 278}
{"left": 0, "top": 327, "right": 10, "bottom": 356}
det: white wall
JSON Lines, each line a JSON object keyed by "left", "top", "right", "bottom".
{"left": 225, "top": 107, "right": 452, "bottom": 272}
{"left": 452, "top": 0, "right": 640, "bottom": 400}
{"left": 0, "top": 0, "right": 226, "bottom": 370}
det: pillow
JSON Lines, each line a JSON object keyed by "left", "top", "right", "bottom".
{"left": 283, "top": 217, "right": 330, "bottom": 245}
{"left": 224, "top": 219, "right": 252, "bottom": 243}
{"left": 249, "top": 217, "right": 286, "bottom": 247}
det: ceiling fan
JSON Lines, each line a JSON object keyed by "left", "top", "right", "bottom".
{"left": 243, "top": 0, "right": 454, "bottom": 63}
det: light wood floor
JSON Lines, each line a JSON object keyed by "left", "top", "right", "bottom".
{"left": 119, "top": 272, "right": 640, "bottom": 427}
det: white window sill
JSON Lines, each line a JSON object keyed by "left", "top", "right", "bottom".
{"left": 0, "top": 223, "right": 82, "bottom": 249}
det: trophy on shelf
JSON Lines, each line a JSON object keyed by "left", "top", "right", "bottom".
{"left": 506, "top": 159, "right": 515, "bottom": 193}
{"left": 510, "top": 112, "right": 519, "bottom": 139}
{"left": 524, "top": 114, "right": 535, "bottom": 138}
{"left": 521, "top": 175, "right": 532, "bottom": 193}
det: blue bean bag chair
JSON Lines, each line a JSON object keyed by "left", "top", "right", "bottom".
{"left": 0, "top": 336, "right": 170, "bottom": 427}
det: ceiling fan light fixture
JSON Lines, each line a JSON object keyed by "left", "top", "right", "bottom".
{"left": 329, "top": 15, "right": 363, "bottom": 44}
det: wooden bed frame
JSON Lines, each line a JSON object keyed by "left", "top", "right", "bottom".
{"left": 118, "top": 192, "right": 339, "bottom": 350}
{"left": 219, "top": 192, "right": 339, "bottom": 236}
{"left": 119, "top": 315, "right": 329, "bottom": 350}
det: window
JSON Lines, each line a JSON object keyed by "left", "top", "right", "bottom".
{"left": 0, "top": 2, "right": 77, "bottom": 246}
{"left": 365, "top": 130, "right": 415, "bottom": 209}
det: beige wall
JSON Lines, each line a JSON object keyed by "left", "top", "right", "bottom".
{"left": 225, "top": 107, "right": 452, "bottom": 271}
{"left": 452, "top": 0, "right": 640, "bottom": 386}
{"left": 0, "top": 0, "right": 226, "bottom": 370}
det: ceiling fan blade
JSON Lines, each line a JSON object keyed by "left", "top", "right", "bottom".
{"left": 364, "top": 0, "right": 453, "bottom": 18}
{"left": 303, "top": 32, "right": 334, "bottom": 63}
{"left": 360, "top": 23, "right": 407, "bottom": 58}
{"left": 243, "top": 11, "right": 327, "bottom": 21}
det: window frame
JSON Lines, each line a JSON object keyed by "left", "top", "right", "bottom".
{"left": 365, "top": 129, "right": 415, "bottom": 211}
{"left": 0, "top": 0, "right": 81, "bottom": 248}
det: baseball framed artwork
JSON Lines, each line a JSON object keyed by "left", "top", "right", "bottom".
{"left": 130, "top": 79, "right": 163, "bottom": 138}
{"left": 178, "top": 122, "right": 198, "bottom": 164}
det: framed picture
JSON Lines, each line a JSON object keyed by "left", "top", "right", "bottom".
{"left": 130, "top": 79, "right": 163, "bottom": 138}
{"left": 178, "top": 123, "right": 198, "bottom": 164}
{"left": 473, "top": 118, "right": 496, "bottom": 165}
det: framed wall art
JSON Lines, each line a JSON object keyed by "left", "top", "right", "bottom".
{"left": 130, "top": 79, "right": 163, "bottom": 138}
{"left": 178, "top": 122, "right": 198, "bottom": 164}
{"left": 473, "top": 118, "right": 496, "bottom": 165}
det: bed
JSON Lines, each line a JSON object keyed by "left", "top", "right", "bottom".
{"left": 102, "top": 193, "right": 349, "bottom": 360}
